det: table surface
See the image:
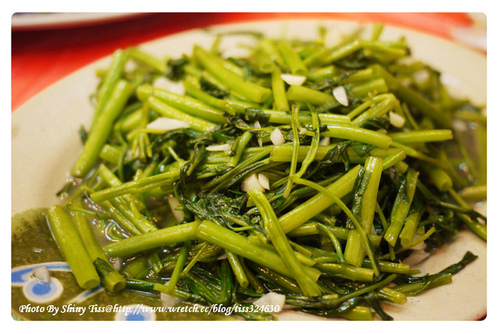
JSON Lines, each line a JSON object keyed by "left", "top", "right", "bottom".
{"left": 11, "top": 12, "right": 477, "bottom": 112}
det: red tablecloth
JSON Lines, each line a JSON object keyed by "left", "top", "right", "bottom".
{"left": 11, "top": 12, "right": 474, "bottom": 112}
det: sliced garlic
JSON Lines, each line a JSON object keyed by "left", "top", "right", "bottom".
{"left": 280, "top": 74, "right": 307, "bottom": 86}
{"left": 32, "top": 266, "right": 51, "bottom": 284}
{"left": 147, "top": 117, "right": 190, "bottom": 130}
{"left": 333, "top": 86, "right": 349, "bottom": 106}
{"left": 389, "top": 111, "right": 406, "bottom": 128}
{"left": 160, "top": 292, "right": 182, "bottom": 308}
{"left": 258, "top": 173, "right": 270, "bottom": 190}
{"left": 241, "top": 173, "right": 265, "bottom": 193}
{"left": 254, "top": 120, "right": 263, "bottom": 147}
{"left": 270, "top": 127, "right": 285, "bottom": 145}
{"left": 253, "top": 292, "right": 286, "bottom": 313}
{"left": 206, "top": 143, "right": 232, "bottom": 152}
{"left": 168, "top": 195, "right": 185, "bottom": 223}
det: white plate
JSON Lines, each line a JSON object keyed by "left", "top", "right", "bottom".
{"left": 11, "top": 12, "right": 142, "bottom": 30}
{"left": 11, "top": 19, "right": 487, "bottom": 321}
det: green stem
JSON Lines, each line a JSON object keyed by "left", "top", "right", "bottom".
{"left": 270, "top": 144, "right": 402, "bottom": 163}
{"left": 377, "top": 287, "right": 407, "bottom": 305}
{"left": 351, "top": 94, "right": 397, "bottom": 127}
{"left": 290, "top": 174, "right": 380, "bottom": 276}
{"left": 167, "top": 241, "right": 190, "bottom": 294}
{"left": 421, "top": 163, "right": 453, "bottom": 192}
{"left": 110, "top": 197, "right": 157, "bottom": 234}
{"left": 390, "top": 141, "right": 447, "bottom": 169}
{"left": 248, "top": 189, "right": 322, "bottom": 296}
{"left": 147, "top": 95, "right": 217, "bottom": 132}
{"left": 195, "top": 220, "right": 321, "bottom": 282}
{"left": 271, "top": 67, "right": 290, "bottom": 111}
{"left": 128, "top": 47, "right": 166, "bottom": 73}
{"left": 183, "top": 79, "right": 235, "bottom": 115}
{"left": 459, "top": 185, "right": 487, "bottom": 203}
{"left": 323, "top": 125, "right": 392, "bottom": 149}
{"left": 279, "top": 165, "right": 361, "bottom": 233}
{"left": 371, "top": 64, "right": 451, "bottom": 127}
{"left": 91, "top": 49, "right": 129, "bottom": 130}
{"left": 99, "top": 144, "right": 123, "bottom": 165}
{"left": 283, "top": 104, "right": 301, "bottom": 198}
{"left": 317, "top": 224, "right": 345, "bottom": 262}
{"left": 100, "top": 200, "right": 142, "bottom": 236}
{"left": 362, "top": 259, "right": 412, "bottom": 275}
{"left": 287, "top": 85, "right": 336, "bottom": 106}
{"left": 71, "top": 199, "right": 126, "bottom": 292}
{"left": 384, "top": 168, "right": 419, "bottom": 247}
{"left": 72, "top": 79, "right": 134, "bottom": 178}
{"left": 250, "top": 263, "right": 302, "bottom": 294}
{"left": 295, "top": 111, "right": 320, "bottom": 178}
{"left": 225, "top": 251, "right": 249, "bottom": 288}
{"left": 47, "top": 205, "right": 100, "bottom": 289}
{"left": 103, "top": 222, "right": 200, "bottom": 258}
{"left": 393, "top": 274, "right": 452, "bottom": 296}
{"left": 315, "top": 263, "right": 374, "bottom": 282}
{"left": 340, "top": 306, "right": 374, "bottom": 321}
{"left": 263, "top": 110, "right": 352, "bottom": 126}
{"left": 227, "top": 131, "right": 253, "bottom": 167}
{"left": 399, "top": 202, "right": 425, "bottom": 248}
{"left": 193, "top": 46, "right": 272, "bottom": 103}
{"left": 250, "top": 50, "right": 276, "bottom": 73}
{"left": 93, "top": 257, "right": 127, "bottom": 293}
{"left": 90, "top": 160, "right": 183, "bottom": 203}
{"left": 388, "top": 129, "right": 453, "bottom": 144}
{"left": 344, "top": 157, "right": 384, "bottom": 267}
{"left": 277, "top": 41, "right": 308, "bottom": 76}
{"left": 349, "top": 78, "right": 389, "bottom": 98}
{"left": 137, "top": 84, "right": 227, "bottom": 124}
{"left": 308, "top": 65, "right": 336, "bottom": 81}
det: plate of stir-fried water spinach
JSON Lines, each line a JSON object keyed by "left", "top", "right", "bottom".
{"left": 12, "top": 20, "right": 486, "bottom": 321}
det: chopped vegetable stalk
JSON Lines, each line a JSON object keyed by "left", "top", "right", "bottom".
{"left": 91, "top": 49, "right": 129, "bottom": 130}
{"left": 271, "top": 67, "right": 290, "bottom": 111}
{"left": 104, "top": 222, "right": 200, "bottom": 258}
{"left": 47, "top": 205, "right": 100, "bottom": 289}
{"left": 193, "top": 45, "right": 272, "bottom": 103}
{"left": 248, "top": 189, "right": 322, "bottom": 296}
{"left": 384, "top": 168, "right": 419, "bottom": 247}
{"left": 279, "top": 165, "right": 361, "bottom": 233}
{"left": 147, "top": 96, "right": 218, "bottom": 132}
{"left": 71, "top": 199, "right": 126, "bottom": 292}
{"left": 196, "top": 220, "right": 321, "bottom": 283}
{"left": 72, "top": 79, "right": 134, "bottom": 178}
{"left": 344, "top": 156, "right": 384, "bottom": 267}
{"left": 137, "top": 84, "right": 227, "bottom": 124}
{"left": 322, "top": 125, "right": 392, "bottom": 149}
